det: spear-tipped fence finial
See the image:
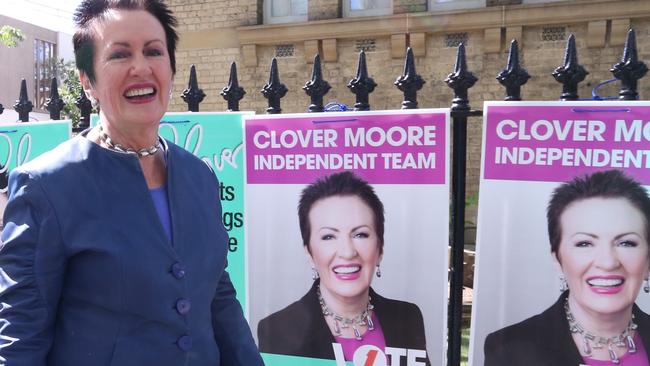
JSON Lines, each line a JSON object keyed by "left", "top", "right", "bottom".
{"left": 261, "top": 58, "right": 288, "bottom": 114}
{"left": 304, "top": 54, "right": 331, "bottom": 113}
{"left": 13, "top": 78, "right": 34, "bottom": 122}
{"left": 445, "top": 43, "right": 478, "bottom": 111}
{"left": 611, "top": 29, "right": 648, "bottom": 100}
{"left": 347, "top": 51, "right": 377, "bottom": 111}
{"left": 496, "top": 40, "right": 530, "bottom": 101}
{"left": 181, "top": 65, "right": 206, "bottom": 112}
{"left": 45, "top": 77, "right": 65, "bottom": 120}
{"left": 552, "top": 34, "right": 588, "bottom": 101}
{"left": 75, "top": 85, "right": 92, "bottom": 130}
{"left": 221, "top": 62, "right": 246, "bottom": 112}
{"left": 394, "top": 47, "right": 425, "bottom": 109}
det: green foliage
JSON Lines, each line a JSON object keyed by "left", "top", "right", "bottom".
{"left": 53, "top": 58, "right": 96, "bottom": 127}
{"left": 0, "top": 25, "right": 25, "bottom": 48}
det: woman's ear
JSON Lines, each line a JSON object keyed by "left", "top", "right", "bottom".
{"left": 79, "top": 71, "right": 95, "bottom": 101}
{"left": 303, "top": 245, "right": 314, "bottom": 267}
{"left": 552, "top": 251, "right": 563, "bottom": 273}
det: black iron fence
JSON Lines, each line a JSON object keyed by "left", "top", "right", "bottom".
{"left": 0, "top": 29, "right": 647, "bottom": 366}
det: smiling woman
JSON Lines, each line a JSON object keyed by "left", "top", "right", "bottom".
{"left": 257, "top": 171, "right": 430, "bottom": 366}
{"left": 485, "top": 170, "right": 650, "bottom": 366}
{"left": 0, "top": 1, "right": 263, "bottom": 365}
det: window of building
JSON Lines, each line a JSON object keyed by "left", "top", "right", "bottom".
{"left": 444, "top": 32, "right": 469, "bottom": 47}
{"left": 264, "top": 0, "right": 307, "bottom": 24}
{"left": 275, "top": 44, "right": 295, "bottom": 57}
{"left": 429, "top": 0, "right": 486, "bottom": 12}
{"left": 33, "top": 39, "right": 56, "bottom": 111}
{"left": 344, "top": 0, "right": 393, "bottom": 18}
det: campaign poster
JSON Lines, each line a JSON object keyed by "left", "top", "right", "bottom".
{"left": 156, "top": 112, "right": 251, "bottom": 306}
{"left": 0, "top": 120, "right": 72, "bottom": 228}
{"left": 470, "top": 101, "right": 650, "bottom": 366}
{"left": 245, "top": 109, "right": 450, "bottom": 366}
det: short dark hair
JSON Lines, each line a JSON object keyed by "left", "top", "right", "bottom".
{"left": 298, "top": 171, "right": 385, "bottom": 254}
{"left": 547, "top": 169, "right": 650, "bottom": 256}
{"left": 73, "top": 0, "right": 178, "bottom": 84}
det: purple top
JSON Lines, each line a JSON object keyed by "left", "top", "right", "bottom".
{"left": 334, "top": 312, "right": 386, "bottom": 361}
{"left": 150, "top": 185, "right": 172, "bottom": 244}
{"left": 583, "top": 333, "right": 649, "bottom": 366}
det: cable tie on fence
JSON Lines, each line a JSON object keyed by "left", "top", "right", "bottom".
{"left": 160, "top": 120, "right": 191, "bottom": 124}
{"left": 323, "top": 102, "right": 349, "bottom": 112}
{"left": 312, "top": 118, "right": 358, "bottom": 124}
{"left": 571, "top": 108, "right": 631, "bottom": 113}
{"left": 591, "top": 78, "right": 619, "bottom": 101}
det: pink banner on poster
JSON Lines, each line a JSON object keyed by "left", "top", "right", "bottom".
{"left": 483, "top": 103, "right": 650, "bottom": 185}
{"left": 245, "top": 111, "right": 448, "bottom": 184}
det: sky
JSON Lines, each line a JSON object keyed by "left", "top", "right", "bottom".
{"left": 0, "top": 0, "right": 79, "bottom": 34}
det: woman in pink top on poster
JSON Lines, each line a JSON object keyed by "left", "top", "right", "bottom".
{"left": 486, "top": 170, "right": 650, "bottom": 366}
{"left": 258, "top": 171, "right": 429, "bottom": 366}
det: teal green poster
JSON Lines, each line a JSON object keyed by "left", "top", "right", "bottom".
{"left": 0, "top": 120, "right": 72, "bottom": 186}
{"left": 158, "top": 112, "right": 250, "bottom": 308}
{"left": 0, "top": 120, "right": 72, "bottom": 226}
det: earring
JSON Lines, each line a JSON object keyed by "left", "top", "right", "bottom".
{"left": 88, "top": 94, "right": 99, "bottom": 109}
{"left": 644, "top": 278, "right": 649, "bottom": 293}
{"left": 311, "top": 267, "right": 319, "bottom": 280}
{"left": 169, "top": 88, "right": 173, "bottom": 99}
{"left": 559, "top": 274, "right": 568, "bottom": 292}
{"left": 375, "top": 264, "right": 381, "bottom": 278}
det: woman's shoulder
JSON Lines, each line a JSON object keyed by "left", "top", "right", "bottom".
{"left": 165, "top": 140, "right": 215, "bottom": 179}
{"left": 370, "top": 288, "right": 423, "bottom": 318}
{"left": 484, "top": 294, "right": 571, "bottom": 355}
{"left": 257, "top": 286, "right": 332, "bottom": 357}
{"left": 13, "top": 135, "right": 91, "bottom": 178}
{"left": 259, "top": 289, "right": 316, "bottom": 329}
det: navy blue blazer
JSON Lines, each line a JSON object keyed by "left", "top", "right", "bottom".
{"left": 0, "top": 135, "right": 264, "bottom": 366}
{"left": 484, "top": 291, "right": 650, "bottom": 366}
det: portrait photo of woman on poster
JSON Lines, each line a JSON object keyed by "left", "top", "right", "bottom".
{"left": 484, "top": 169, "right": 650, "bottom": 366}
{"left": 257, "top": 171, "right": 430, "bottom": 365}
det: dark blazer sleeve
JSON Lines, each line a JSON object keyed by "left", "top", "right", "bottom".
{"left": 373, "top": 290, "right": 429, "bottom": 366}
{"left": 483, "top": 292, "right": 584, "bottom": 366}
{"left": 0, "top": 169, "right": 66, "bottom": 366}
{"left": 484, "top": 328, "right": 512, "bottom": 366}
{"left": 257, "top": 282, "right": 336, "bottom": 360}
{"left": 211, "top": 266, "right": 264, "bottom": 366}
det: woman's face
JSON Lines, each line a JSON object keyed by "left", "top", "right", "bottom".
{"left": 81, "top": 9, "right": 173, "bottom": 129}
{"left": 557, "top": 197, "right": 650, "bottom": 317}
{"left": 306, "top": 195, "right": 382, "bottom": 303}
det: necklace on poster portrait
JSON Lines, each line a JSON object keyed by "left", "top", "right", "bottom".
{"left": 564, "top": 297, "right": 637, "bottom": 364}
{"left": 98, "top": 124, "right": 162, "bottom": 157}
{"left": 317, "top": 285, "right": 374, "bottom": 341}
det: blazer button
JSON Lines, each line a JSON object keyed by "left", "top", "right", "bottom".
{"left": 177, "top": 335, "right": 192, "bottom": 351}
{"left": 171, "top": 262, "right": 186, "bottom": 279}
{"left": 176, "top": 299, "right": 191, "bottom": 315}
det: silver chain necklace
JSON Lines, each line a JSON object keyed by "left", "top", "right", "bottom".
{"left": 564, "top": 297, "right": 637, "bottom": 364}
{"left": 98, "top": 125, "right": 162, "bottom": 157}
{"left": 317, "top": 285, "right": 374, "bottom": 340}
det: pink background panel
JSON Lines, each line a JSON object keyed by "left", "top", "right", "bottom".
{"left": 483, "top": 105, "right": 650, "bottom": 185}
{"left": 245, "top": 112, "right": 448, "bottom": 184}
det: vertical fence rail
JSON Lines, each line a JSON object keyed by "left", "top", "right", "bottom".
{"left": 445, "top": 43, "right": 478, "bottom": 366}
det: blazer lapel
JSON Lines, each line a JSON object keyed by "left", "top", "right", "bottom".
{"left": 90, "top": 140, "right": 178, "bottom": 260}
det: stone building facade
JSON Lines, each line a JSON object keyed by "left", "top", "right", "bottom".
{"left": 166, "top": 0, "right": 650, "bottom": 211}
